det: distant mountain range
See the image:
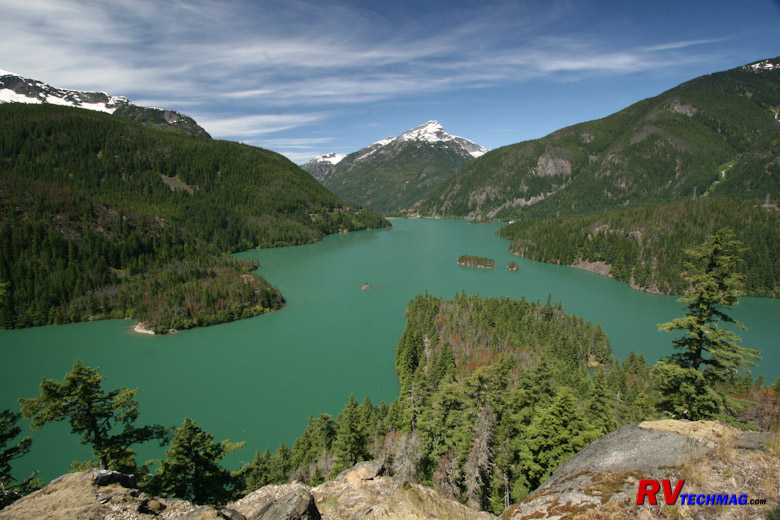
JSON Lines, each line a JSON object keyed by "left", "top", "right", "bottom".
{"left": 416, "top": 58, "right": 780, "bottom": 219}
{"left": 0, "top": 69, "right": 210, "bottom": 138}
{"left": 303, "top": 120, "right": 487, "bottom": 214}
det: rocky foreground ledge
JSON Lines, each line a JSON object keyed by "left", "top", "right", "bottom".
{"left": 2, "top": 421, "right": 776, "bottom": 520}
{"left": 0, "top": 461, "right": 493, "bottom": 520}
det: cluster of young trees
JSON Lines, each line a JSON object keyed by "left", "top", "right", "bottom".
{"left": 499, "top": 198, "right": 780, "bottom": 297}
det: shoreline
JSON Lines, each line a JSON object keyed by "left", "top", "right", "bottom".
{"left": 132, "top": 322, "right": 155, "bottom": 335}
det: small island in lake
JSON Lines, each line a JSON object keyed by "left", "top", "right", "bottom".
{"left": 506, "top": 260, "right": 520, "bottom": 271}
{"left": 457, "top": 255, "right": 496, "bottom": 268}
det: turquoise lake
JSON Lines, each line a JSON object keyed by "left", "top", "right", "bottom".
{"left": 1, "top": 218, "right": 778, "bottom": 482}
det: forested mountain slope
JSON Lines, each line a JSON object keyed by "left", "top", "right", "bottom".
{"left": 498, "top": 198, "right": 780, "bottom": 297}
{"left": 418, "top": 58, "right": 780, "bottom": 220}
{"left": 0, "top": 104, "right": 388, "bottom": 330}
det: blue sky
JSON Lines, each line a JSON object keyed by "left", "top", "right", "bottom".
{"left": 2, "top": 0, "right": 779, "bottom": 163}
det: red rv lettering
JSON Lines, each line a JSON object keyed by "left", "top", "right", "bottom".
{"left": 662, "top": 479, "right": 685, "bottom": 505}
{"left": 636, "top": 479, "right": 661, "bottom": 505}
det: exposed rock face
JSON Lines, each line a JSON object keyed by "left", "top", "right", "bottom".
{"left": 229, "top": 483, "right": 320, "bottom": 520}
{"left": 501, "top": 421, "right": 779, "bottom": 520}
{"left": 534, "top": 154, "right": 572, "bottom": 177}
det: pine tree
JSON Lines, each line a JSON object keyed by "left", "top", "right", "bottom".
{"left": 463, "top": 406, "right": 494, "bottom": 510}
{"left": 19, "top": 361, "right": 170, "bottom": 472}
{"left": 656, "top": 228, "right": 761, "bottom": 419}
{"left": 586, "top": 369, "right": 617, "bottom": 435}
{"left": 150, "top": 418, "right": 244, "bottom": 505}
{"left": 519, "top": 387, "right": 597, "bottom": 491}
{"left": 239, "top": 449, "right": 270, "bottom": 494}
{"left": 331, "top": 395, "right": 367, "bottom": 474}
{"left": 1, "top": 410, "right": 42, "bottom": 509}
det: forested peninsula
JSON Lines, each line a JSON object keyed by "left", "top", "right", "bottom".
{"left": 0, "top": 104, "right": 388, "bottom": 331}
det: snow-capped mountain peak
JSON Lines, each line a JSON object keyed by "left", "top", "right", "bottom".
{"left": 398, "top": 120, "right": 447, "bottom": 142}
{"left": 352, "top": 121, "right": 487, "bottom": 161}
{"left": 398, "top": 120, "right": 487, "bottom": 158}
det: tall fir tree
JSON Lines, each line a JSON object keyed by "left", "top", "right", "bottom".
{"left": 586, "top": 369, "right": 618, "bottom": 435}
{"left": 518, "top": 387, "right": 598, "bottom": 492}
{"left": 331, "top": 395, "right": 367, "bottom": 475}
{"left": 656, "top": 228, "right": 761, "bottom": 419}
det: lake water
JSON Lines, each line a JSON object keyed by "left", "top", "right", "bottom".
{"left": 1, "top": 218, "right": 778, "bottom": 482}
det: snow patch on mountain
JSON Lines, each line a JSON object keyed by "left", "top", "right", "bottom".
{"left": 0, "top": 68, "right": 210, "bottom": 137}
{"left": 744, "top": 59, "right": 778, "bottom": 72}
{"left": 312, "top": 152, "right": 346, "bottom": 165}
{"left": 0, "top": 70, "right": 129, "bottom": 114}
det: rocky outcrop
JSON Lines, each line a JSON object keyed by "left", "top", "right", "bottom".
{"left": 502, "top": 420, "right": 779, "bottom": 520}
{"left": 6, "top": 424, "right": 775, "bottom": 520}
{"left": 0, "top": 461, "right": 493, "bottom": 520}
{"left": 534, "top": 154, "right": 572, "bottom": 177}
{"left": 229, "top": 483, "right": 320, "bottom": 520}
{"left": 0, "top": 469, "right": 239, "bottom": 520}
{"left": 312, "top": 461, "right": 494, "bottom": 520}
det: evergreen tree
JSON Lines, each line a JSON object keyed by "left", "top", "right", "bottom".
{"left": 267, "top": 443, "right": 292, "bottom": 484}
{"left": 150, "top": 418, "right": 244, "bottom": 505}
{"left": 519, "top": 387, "right": 597, "bottom": 492}
{"left": 0, "top": 410, "right": 42, "bottom": 509}
{"left": 463, "top": 406, "right": 495, "bottom": 510}
{"left": 331, "top": 395, "right": 367, "bottom": 474}
{"left": 656, "top": 228, "right": 761, "bottom": 419}
{"left": 19, "top": 361, "right": 170, "bottom": 472}
{"left": 239, "top": 449, "right": 270, "bottom": 494}
{"left": 586, "top": 369, "right": 617, "bottom": 435}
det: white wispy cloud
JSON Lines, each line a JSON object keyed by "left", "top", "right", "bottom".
{"left": 195, "top": 113, "right": 326, "bottom": 137}
{"left": 258, "top": 137, "right": 334, "bottom": 149}
{"left": 0, "top": 0, "right": 730, "bottom": 143}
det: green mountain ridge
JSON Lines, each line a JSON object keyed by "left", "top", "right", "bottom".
{"left": 0, "top": 103, "right": 389, "bottom": 331}
{"left": 417, "top": 57, "right": 780, "bottom": 220}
